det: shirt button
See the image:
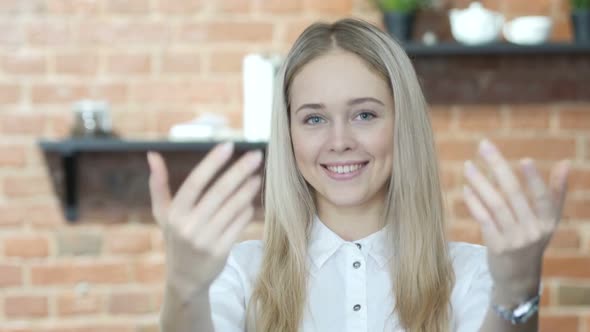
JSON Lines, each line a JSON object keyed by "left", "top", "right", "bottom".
{"left": 355, "top": 243, "right": 362, "bottom": 250}
{"left": 353, "top": 304, "right": 361, "bottom": 311}
{"left": 353, "top": 261, "right": 361, "bottom": 269}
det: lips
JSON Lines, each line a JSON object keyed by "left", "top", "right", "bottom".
{"left": 320, "top": 161, "right": 369, "bottom": 180}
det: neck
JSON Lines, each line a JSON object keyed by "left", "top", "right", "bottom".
{"left": 315, "top": 188, "right": 387, "bottom": 242}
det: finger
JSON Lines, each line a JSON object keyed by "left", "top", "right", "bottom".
{"left": 213, "top": 205, "right": 255, "bottom": 257}
{"left": 520, "top": 158, "right": 555, "bottom": 222}
{"left": 463, "top": 185, "right": 503, "bottom": 248}
{"left": 189, "top": 174, "right": 261, "bottom": 240}
{"left": 548, "top": 159, "right": 571, "bottom": 224}
{"left": 464, "top": 160, "right": 515, "bottom": 232}
{"left": 147, "top": 151, "right": 172, "bottom": 226}
{"left": 171, "top": 142, "right": 234, "bottom": 217}
{"left": 478, "top": 140, "right": 536, "bottom": 224}
{"left": 188, "top": 150, "right": 263, "bottom": 228}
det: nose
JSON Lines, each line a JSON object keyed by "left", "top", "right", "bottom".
{"left": 328, "top": 121, "right": 357, "bottom": 153}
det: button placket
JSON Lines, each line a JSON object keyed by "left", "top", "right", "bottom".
{"left": 346, "top": 244, "right": 367, "bottom": 331}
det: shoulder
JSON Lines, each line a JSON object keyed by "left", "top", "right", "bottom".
{"left": 225, "top": 239, "right": 265, "bottom": 280}
{"left": 449, "top": 241, "right": 488, "bottom": 271}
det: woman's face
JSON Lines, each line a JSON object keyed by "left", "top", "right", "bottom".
{"left": 289, "top": 50, "right": 394, "bottom": 208}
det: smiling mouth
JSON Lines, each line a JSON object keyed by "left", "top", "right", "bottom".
{"left": 320, "top": 161, "right": 369, "bottom": 175}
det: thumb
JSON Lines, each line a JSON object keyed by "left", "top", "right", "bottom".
{"left": 147, "top": 151, "right": 172, "bottom": 226}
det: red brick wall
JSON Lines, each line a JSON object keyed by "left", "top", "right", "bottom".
{"left": 0, "top": 0, "right": 588, "bottom": 331}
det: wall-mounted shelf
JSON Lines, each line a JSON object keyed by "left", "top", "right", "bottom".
{"left": 39, "top": 138, "right": 267, "bottom": 222}
{"left": 403, "top": 42, "right": 590, "bottom": 57}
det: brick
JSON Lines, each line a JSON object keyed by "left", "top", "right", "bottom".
{"left": 130, "top": 80, "right": 233, "bottom": 104}
{"left": 563, "top": 197, "right": 590, "bottom": 220}
{"left": 106, "top": 53, "right": 151, "bottom": 75}
{"left": 105, "top": 228, "right": 152, "bottom": 254}
{"left": 260, "top": 0, "right": 302, "bottom": 13}
{"left": 0, "top": 23, "right": 26, "bottom": 47}
{"left": 55, "top": 52, "right": 99, "bottom": 75}
{"left": 509, "top": 105, "right": 552, "bottom": 130}
{"left": 31, "top": 262, "right": 131, "bottom": 285}
{"left": 45, "top": 0, "right": 101, "bottom": 15}
{"left": 0, "top": 0, "right": 44, "bottom": 14}
{"left": 539, "top": 314, "right": 579, "bottom": 332}
{"left": 5, "top": 235, "right": 50, "bottom": 258}
{"left": 40, "top": 324, "right": 136, "bottom": 332}
{"left": 456, "top": 106, "right": 503, "bottom": 131}
{"left": 429, "top": 106, "right": 452, "bottom": 132}
{"left": 0, "top": 205, "right": 24, "bottom": 226}
{"left": 0, "top": 145, "right": 26, "bottom": 167}
{"left": 560, "top": 105, "right": 590, "bottom": 130}
{"left": 157, "top": 0, "right": 202, "bottom": 14}
{"left": 209, "top": 50, "right": 247, "bottom": 74}
{"left": 489, "top": 137, "right": 576, "bottom": 161}
{"left": 540, "top": 283, "right": 551, "bottom": 307}
{"left": 0, "top": 113, "right": 45, "bottom": 135}
{"left": 179, "top": 22, "right": 274, "bottom": 43}
{"left": 75, "top": 21, "right": 172, "bottom": 46}
{"left": 558, "top": 284, "right": 590, "bottom": 306}
{"left": 2, "top": 52, "right": 46, "bottom": 75}
{"left": 504, "top": 0, "right": 552, "bottom": 16}
{"left": 3, "top": 174, "right": 53, "bottom": 199}
{"left": 32, "top": 83, "right": 128, "bottom": 104}
{"left": 0, "top": 83, "right": 20, "bottom": 104}
{"left": 4, "top": 295, "right": 48, "bottom": 318}
{"left": 543, "top": 255, "right": 590, "bottom": 278}
{"left": 569, "top": 167, "right": 590, "bottom": 193}
{"left": 57, "top": 292, "right": 103, "bottom": 316}
{"left": 135, "top": 258, "right": 165, "bottom": 283}
{"left": 436, "top": 139, "right": 475, "bottom": 162}
{"left": 448, "top": 223, "right": 482, "bottom": 244}
{"left": 217, "top": 0, "right": 252, "bottom": 12}
{"left": 548, "top": 227, "right": 580, "bottom": 250}
{"left": 160, "top": 52, "right": 201, "bottom": 74}
{"left": 57, "top": 229, "right": 102, "bottom": 256}
{"left": 304, "top": 0, "right": 353, "bottom": 14}
{"left": 108, "top": 290, "right": 157, "bottom": 314}
{"left": 154, "top": 110, "right": 198, "bottom": 134}
{"left": 0, "top": 264, "right": 22, "bottom": 287}
{"left": 105, "top": 0, "right": 150, "bottom": 14}
{"left": 27, "top": 21, "right": 73, "bottom": 45}
{"left": 25, "top": 203, "right": 66, "bottom": 228}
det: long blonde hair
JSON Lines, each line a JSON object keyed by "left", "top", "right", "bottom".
{"left": 247, "top": 18, "right": 455, "bottom": 332}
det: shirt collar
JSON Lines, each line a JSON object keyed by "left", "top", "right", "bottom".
{"left": 308, "top": 215, "right": 393, "bottom": 269}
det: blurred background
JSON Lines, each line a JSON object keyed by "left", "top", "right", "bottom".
{"left": 0, "top": 0, "right": 589, "bottom": 331}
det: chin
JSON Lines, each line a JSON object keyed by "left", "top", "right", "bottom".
{"left": 322, "top": 190, "right": 369, "bottom": 207}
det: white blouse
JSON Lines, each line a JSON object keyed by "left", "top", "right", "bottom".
{"left": 209, "top": 216, "right": 492, "bottom": 332}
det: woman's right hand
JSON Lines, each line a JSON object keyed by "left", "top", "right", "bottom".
{"left": 147, "top": 142, "right": 263, "bottom": 301}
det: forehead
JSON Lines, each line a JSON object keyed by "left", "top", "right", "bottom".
{"left": 290, "top": 50, "right": 390, "bottom": 105}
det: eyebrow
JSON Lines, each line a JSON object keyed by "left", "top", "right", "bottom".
{"left": 294, "top": 97, "right": 385, "bottom": 114}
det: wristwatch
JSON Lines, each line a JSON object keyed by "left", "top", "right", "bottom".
{"left": 492, "top": 290, "right": 541, "bottom": 325}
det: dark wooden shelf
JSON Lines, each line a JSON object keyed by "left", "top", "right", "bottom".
{"left": 39, "top": 138, "right": 267, "bottom": 222}
{"left": 403, "top": 42, "right": 590, "bottom": 57}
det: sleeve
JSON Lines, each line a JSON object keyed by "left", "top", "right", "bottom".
{"left": 208, "top": 245, "right": 247, "bottom": 332}
{"left": 454, "top": 248, "right": 493, "bottom": 332}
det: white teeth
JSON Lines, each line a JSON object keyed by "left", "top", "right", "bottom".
{"left": 326, "top": 163, "right": 364, "bottom": 174}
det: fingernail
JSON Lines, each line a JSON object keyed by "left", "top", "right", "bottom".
{"left": 463, "top": 185, "right": 472, "bottom": 196}
{"left": 249, "top": 150, "right": 263, "bottom": 166}
{"left": 219, "top": 141, "right": 234, "bottom": 156}
{"left": 464, "top": 160, "right": 475, "bottom": 175}
{"left": 479, "top": 139, "right": 496, "bottom": 155}
{"left": 147, "top": 151, "right": 155, "bottom": 170}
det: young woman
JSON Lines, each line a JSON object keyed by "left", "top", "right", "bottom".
{"left": 148, "top": 19, "right": 571, "bottom": 332}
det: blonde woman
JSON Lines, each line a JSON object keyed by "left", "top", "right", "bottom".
{"left": 148, "top": 19, "right": 571, "bottom": 332}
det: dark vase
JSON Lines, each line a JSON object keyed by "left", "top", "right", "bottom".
{"left": 383, "top": 11, "right": 416, "bottom": 43}
{"left": 572, "top": 10, "right": 590, "bottom": 43}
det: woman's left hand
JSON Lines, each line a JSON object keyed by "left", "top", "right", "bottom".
{"left": 462, "top": 139, "right": 571, "bottom": 302}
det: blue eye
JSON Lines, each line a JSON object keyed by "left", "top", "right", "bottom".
{"left": 305, "top": 115, "right": 324, "bottom": 125}
{"left": 356, "top": 112, "right": 376, "bottom": 121}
